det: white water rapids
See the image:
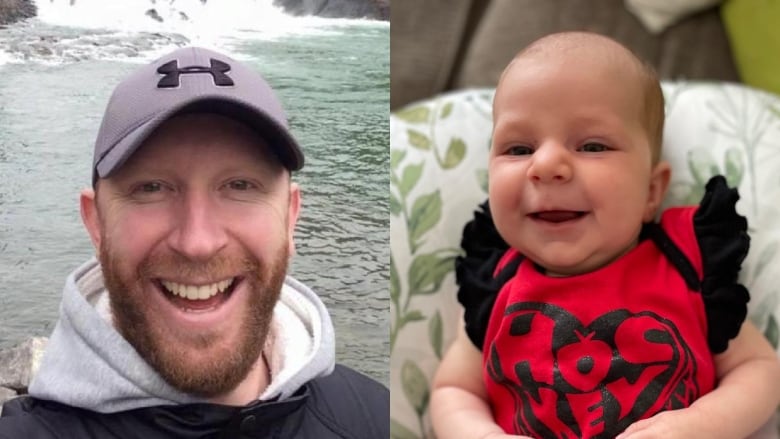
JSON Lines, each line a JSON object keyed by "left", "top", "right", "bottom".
{"left": 0, "top": 0, "right": 383, "bottom": 64}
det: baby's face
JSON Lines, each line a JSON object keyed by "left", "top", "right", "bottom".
{"left": 489, "top": 54, "right": 660, "bottom": 276}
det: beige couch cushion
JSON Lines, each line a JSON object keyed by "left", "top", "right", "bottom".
{"left": 390, "top": 0, "right": 740, "bottom": 110}
{"left": 390, "top": 0, "right": 477, "bottom": 110}
{"left": 454, "top": 0, "right": 738, "bottom": 90}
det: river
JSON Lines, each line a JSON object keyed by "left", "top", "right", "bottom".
{"left": 0, "top": 0, "right": 389, "bottom": 385}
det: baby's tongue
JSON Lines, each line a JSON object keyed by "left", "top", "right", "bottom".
{"left": 535, "top": 211, "right": 583, "bottom": 223}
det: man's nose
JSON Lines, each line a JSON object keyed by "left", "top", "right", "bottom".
{"left": 527, "top": 142, "right": 573, "bottom": 183}
{"left": 168, "top": 192, "right": 228, "bottom": 261}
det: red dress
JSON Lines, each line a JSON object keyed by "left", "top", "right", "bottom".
{"left": 456, "top": 176, "right": 749, "bottom": 439}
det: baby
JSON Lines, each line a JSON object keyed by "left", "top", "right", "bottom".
{"left": 430, "top": 32, "right": 780, "bottom": 439}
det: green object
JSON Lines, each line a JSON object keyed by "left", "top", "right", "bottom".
{"left": 722, "top": 0, "right": 780, "bottom": 96}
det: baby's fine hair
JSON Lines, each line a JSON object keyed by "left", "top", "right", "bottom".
{"left": 498, "top": 32, "right": 665, "bottom": 164}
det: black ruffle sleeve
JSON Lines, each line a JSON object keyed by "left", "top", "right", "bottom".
{"left": 693, "top": 175, "right": 751, "bottom": 354}
{"left": 455, "top": 200, "right": 519, "bottom": 350}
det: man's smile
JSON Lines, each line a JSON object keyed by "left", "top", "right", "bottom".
{"left": 161, "top": 278, "right": 235, "bottom": 300}
{"left": 156, "top": 277, "right": 241, "bottom": 312}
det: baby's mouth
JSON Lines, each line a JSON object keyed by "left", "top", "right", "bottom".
{"left": 530, "top": 210, "right": 587, "bottom": 223}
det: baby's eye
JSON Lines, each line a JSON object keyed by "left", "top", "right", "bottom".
{"left": 507, "top": 145, "right": 533, "bottom": 156}
{"left": 579, "top": 143, "right": 609, "bottom": 153}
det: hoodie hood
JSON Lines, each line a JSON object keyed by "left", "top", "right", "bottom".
{"left": 28, "top": 257, "right": 335, "bottom": 413}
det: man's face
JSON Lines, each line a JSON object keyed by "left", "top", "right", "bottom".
{"left": 81, "top": 113, "right": 300, "bottom": 397}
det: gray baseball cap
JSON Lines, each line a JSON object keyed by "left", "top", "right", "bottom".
{"left": 91, "top": 46, "right": 304, "bottom": 185}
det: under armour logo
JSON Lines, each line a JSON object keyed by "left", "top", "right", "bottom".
{"left": 156, "top": 58, "right": 234, "bottom": 88}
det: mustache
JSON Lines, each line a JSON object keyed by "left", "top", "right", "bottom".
{"left": 137, "top": 252, "right": 261, "bottom": 281}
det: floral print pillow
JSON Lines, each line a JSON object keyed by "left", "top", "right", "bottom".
{"left": 390, "top": 83, "right": 780, "bottom": 439}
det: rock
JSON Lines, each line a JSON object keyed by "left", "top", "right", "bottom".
{"left": 0, "top": 0, "right": 37, "bottom": 25}
{"left": 0, "top": 337, "right": 48, "bottom": 393}
{"left": 273, "top": 0, "right": 389, "bottom": 21}
{"left": 145, "top": 8, "right": 163, "bottom": 23}
{"left": 33, "top": 43, "right": 54, "bottom": 56}
{"left": 0, "top": 387, "right": 16, "bottom": 415}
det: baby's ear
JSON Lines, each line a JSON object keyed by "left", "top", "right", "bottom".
{"left": 644, "top": 161, "right": 671, "bottom": 222}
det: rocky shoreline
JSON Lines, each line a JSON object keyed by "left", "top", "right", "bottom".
{"left": 0, "top": 0, "right": 388, "bottom": 27}
{"left": 274, "top": 0, "right": 389, "bottom": 20}
{"left": 0, "top": 0, "right": 35, "bottom": 25}
{"left": 0, "top": 337, "right": 47, "bottom": 414}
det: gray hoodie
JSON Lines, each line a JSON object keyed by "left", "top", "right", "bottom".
{"left": 28, "top": 257, "right": 336, "bottom": 413}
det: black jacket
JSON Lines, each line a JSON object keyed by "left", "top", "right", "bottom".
{"left": 0, "top": 365, "right": 388, "bottom": 439}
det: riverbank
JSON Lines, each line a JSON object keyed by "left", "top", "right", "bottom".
{"left": 274, "top": 0, "right": 389, "bottom": 20}
{"left": 0, "top": 337, "right": 46, "bottom": 414}
{"left": 0, "top": 0, "right": 35, "bottom": 25}
{"left": 0, "top": 0, "right": 387, "bottom": 27}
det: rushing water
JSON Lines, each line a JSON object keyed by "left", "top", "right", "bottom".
{"left": 0, "top": 0, "right": 389, "bottom": 385}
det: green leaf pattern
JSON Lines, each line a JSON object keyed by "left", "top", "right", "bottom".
{"left": 391, "top": 149, "right": 407, "bottom": 171}
{"left": 476, "top": 169, "right": 488, "bottom": 194}
{"left": 440, "top": 102, "right": 453, "bottom": 119}
{"left": 390, "top": 193, "right": 402, "bottom": 216}
{"left": 408, "top": 251, "right": 456, "bottom": 296}
{"left": 390, "top": 255, "right": 400, "bottom": 304}
{"left": 408, "top": 129, "right": 431, "bottom": 151}
{"left": 407, "top": 191, "right": 442, "bottom": 252}
{"left": 429, "top": 311, "right": 443, "bottom": 359}
{"left": 442, "top": 138, "right": 466, "bottom": 169}
{"left": 766, "top": 315, "right": 779, "bottom": 349}
{"left": 391, "top": 419, "right": 420, "bottom": 439}
{"left": 724, "top": 147, "right": 745, "bottom": 188}
{"left": 401, "top": 360, "right": 430, "bottom": 416}
{"left": 396, "top": 106, "right": 430, "bottom": 123}
{"left": 390, "top": 93, "right": 495, "bottom": 437}
{"left": 402, "top": 310, "right": 426, "bottom": 324}
{"left": 399, "top": 162, "right": 424, "bottom": 197}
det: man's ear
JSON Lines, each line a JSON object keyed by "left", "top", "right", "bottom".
{"left": 643, "top": 161, "right": 672, "bottom": 222}
{"left": 80, "top": 187, "right": 102, "bottom": 254}
{"left": 287, "top": 182, "right": 301, "bottom": 257}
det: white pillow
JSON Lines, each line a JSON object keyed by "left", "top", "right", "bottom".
{"left": 390, "top": 82, "right": 780, "bottom": 439}
{"left": 625, "top": 0, "right": 723, "bottom": 33}
{"left": 661, "top": 82, "right": 780, "bottom": 345}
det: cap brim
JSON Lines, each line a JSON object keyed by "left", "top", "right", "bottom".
{"left": 94, "top": 96, "right": 303, "bottom": 183}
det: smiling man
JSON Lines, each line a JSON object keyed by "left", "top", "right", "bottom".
{"left": 0, "top": 47, "right": 388, "bottom": 438}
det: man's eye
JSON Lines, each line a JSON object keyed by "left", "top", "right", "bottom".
{"left": 579, "top": 143, "right": 608, "bottom": 153}
{"left": 228, "top": 180, "right": 253, "bottom": 191}
{"left": 139, "top": 182, "right": 162, "bottom": 192}
{"left": 507, "top": 145, "right": 533, "bottom": 156}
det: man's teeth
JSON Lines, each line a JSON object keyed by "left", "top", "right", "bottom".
{"left": 161, "top": 279, "right": 233, "bottom": 300}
